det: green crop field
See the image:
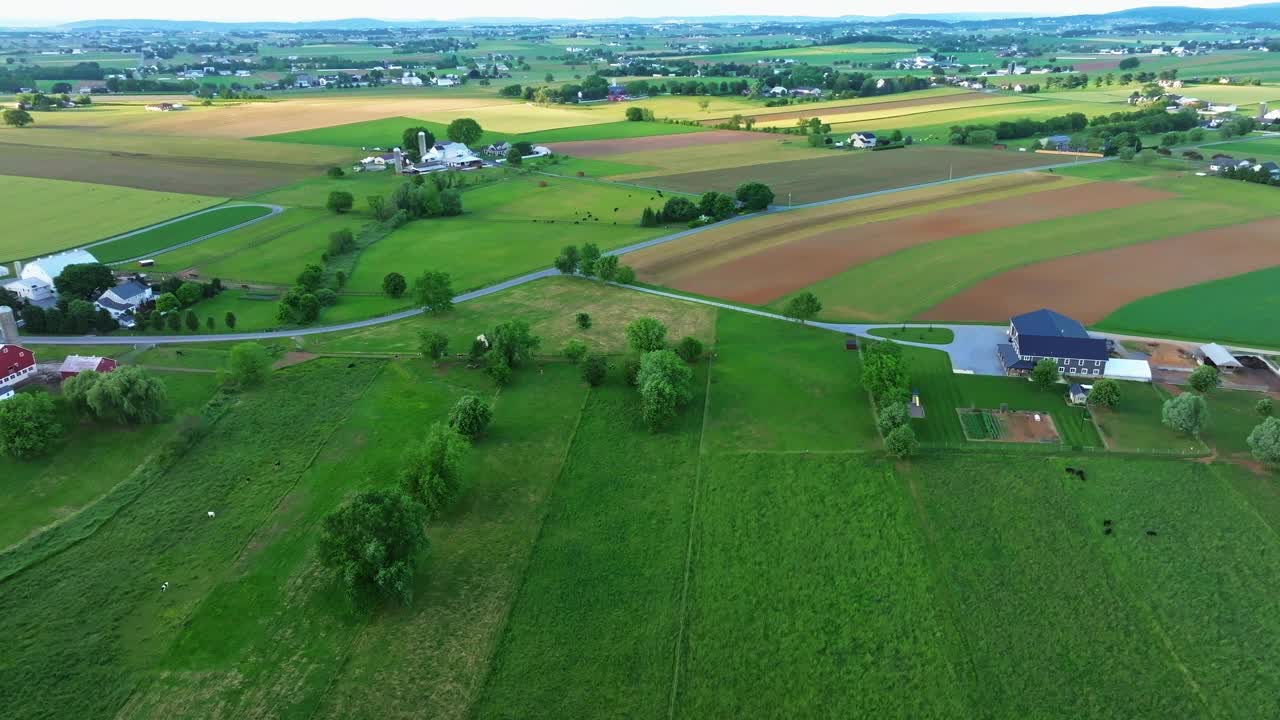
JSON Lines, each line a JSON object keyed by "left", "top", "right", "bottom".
{"left": 1203, "top": 138, "right": 1280, "bottom": 158}
{"left": 347, "top": 176, "right": 670, "bottom": 293}
{"left": 792, "top": 196, "right": 1268, "bottom": 321}
{"left": 0, "top": 175, "right": 223, "bottom": 262}
{"left": 255, "top": 116, "right": 706, "bottom": 149}
{"left": 90, "top": 205, "right": 274, "bottom": 263}
{"left": 636, "top": 146, "right": 1063, "bottom": 204}
{"left": 1098, "top": 265, "right": 1280, "bottom": 348}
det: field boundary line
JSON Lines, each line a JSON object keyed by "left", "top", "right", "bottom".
{"left": 463, "top": 385, "right": 594, "bottom": 720}
{"left": 666, "top": 351, "right": 716, "bottom": 720}
{"left": 99, "top": 203, "right": 284, "bottom": 266}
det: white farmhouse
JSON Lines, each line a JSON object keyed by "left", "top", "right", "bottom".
{"left": 95, "top": 279, "right": 153, "bottom": 325}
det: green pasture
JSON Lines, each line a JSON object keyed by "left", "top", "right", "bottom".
{"left": 1203, "top": 138, "right": 1280, "bottom": 159}
{"left": 304, "top": 276, "right": 717, "bottom": 357}
{"left": 1200, "top": 388, "right": 1278, "bottom": 458}
{"left": 347, "top": 177, "right": 668, "bottom": 293}
{"left": 1098, "top": 265, "right": 1280, "bottom": 349}
{"left": 475, "top": 365, "right": 707, "bottom": 718}
{"left": 149, "top": 208, "right": 358, "bottom": 285}
{"left": 532, "top": 155, "right": 656, "bottom": 178}
{"left": 254, "top": 116, "right": 705, "bottom": 149}
{"left": 679, "top": 453, "right": 972, "bottom": 717}
{"left": 0, "top": 175, "right": 222, "bottom": 262}
{"left": 91, "top": 205, "right": 273, "bottom": 264}
{"left": 794, "top": 197, "right": 1268, "bottom": 321}
{"left": 899, "top": 345, "right": 1101, "bottom": 449}
{"left": 0, "top": 372, "right": 220, "bottom": 550}
{"left": 703, "top": 311, "right": 877, "bottom": 452}
{"left": 248, "top": 170, "right": 405, "bottom": 209}
{"left": 1090, "top": 382, "right": 1209, "bottom": 454}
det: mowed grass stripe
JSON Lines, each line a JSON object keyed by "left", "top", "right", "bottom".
{"left": 677, "top": 453, "right": 975, "bottom": 717}
{"left": 474, "top": 367, "right": 708, "bottom": 719}
{"left": 91, "top": 205, "right": 273, "bottom": 263}
{"left": 791, "top": 198, "right": 1267, "bottom": 321}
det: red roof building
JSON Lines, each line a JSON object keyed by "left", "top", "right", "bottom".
{"left": 1, "top": 344, "right": 37, "bottom": 387}
{"left": 59, "top": 355, "right": 117, "bottom": 380}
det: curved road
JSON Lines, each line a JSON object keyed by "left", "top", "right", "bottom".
{"left": 20, "top": 156, "right": 1113, "bottom": 351}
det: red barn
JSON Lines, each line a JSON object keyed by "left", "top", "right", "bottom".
{"left": 59, "top": 355, "right": 117, "bottom": 380}
{"left": 1, "top": 344, "right": 37, "bottom": 388}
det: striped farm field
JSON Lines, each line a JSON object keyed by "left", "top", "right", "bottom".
{"left": 629, "top": 145, "right": 1065, "bottom": 203}
{"left": 89, "top": 205, "right": 275, "bottom": 264}
{"left": 753, "top": 93, "right": 1040, "bottom": 129}
{"left": 0, "top": 175, "right": 223, "bottom": 262}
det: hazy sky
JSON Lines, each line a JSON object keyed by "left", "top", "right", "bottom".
{"left": 2, "top": 0, "right": 1263, "bottom": 24}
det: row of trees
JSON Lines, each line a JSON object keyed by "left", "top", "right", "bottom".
{"left": 862, "top": 341, "right": 920, "bottom": 458}
{"left": 552, "top": 243, "right": 635, "bottom": 284}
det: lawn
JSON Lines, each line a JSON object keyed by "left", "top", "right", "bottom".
{"left": 305, "top": 276, "right": 718, "bottom": 357}
{"left": 1198, "top": 386, "right": 1277, "bottom": 459}
{"left": 474, "top": 365, "right": 707, "bottom": 718}
{"left": 634, "top": 146, "right": 1064, "bottom": 204}
{"left": 1204, "top": 138, "right": 1280, "bottom": 159}
{"left": 0, "top": 175, "right": 222, "bottom": 262}
{"left": 678, "top": 453, "right": 973, "bottom": 717}
{"left": 868, "top": 326, "right": 955, "bottom": 344}
{"left": 90, "top": 205, "right": 274, "bottom": 264}
{"left": 703, "top": 311, "right": 878, "bottom": 452}
{"left": 1097, "top": 265, "right": 1280, "bottom": 348}
{"left": 1090, "top": 381, "right": 1209, "bottom": 454}
{"left": 346, "top": 176, "right": 670, "bottom": 293}
{"left": 0, "top": 371, "right": 220, "bottom": 550}
{"left": 795, "top": 197, "right": 1268, "bottom": 320}
{"left": 899, "top": 344, "right": 1102, "bottom": 449}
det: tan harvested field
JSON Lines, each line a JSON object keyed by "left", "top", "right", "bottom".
{"left": 638, "top": 180, "right": 1171, "bottom": 305}
{"left": 115, "top": 96, "right": 515, "bottom": 138}
{"left": 916, "top": 217, "right": 1280, "bottom": 323}
{"left": 0, "top": 142, "right": 324, "bottom": 196}
{"left": 0, "top": 126, "right": 354, "bottom": 165}
{"left": 606, "top": 138, "right": 826, "bottom": 176}
{"left": 631, "top": 146, "right": 1069, "bottom": 203}
{"left": 549, "top": 129, "right": 762, "bottom": 157}
{"left": 697, "top": 91, "right": 998, "bottom": 125}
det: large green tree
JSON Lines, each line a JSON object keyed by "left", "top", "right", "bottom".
{"left": 227, "top": 343, "right": 273, "bottom": 387}
{"left": 784, "top": 292, "right": 823, "bottom": 324}
{"left": 1162, "top": 392, "right": 1208, "bottom": 437}
{"left": 884, "top": 424, "right": 919, "bottom": 458}
{"left": 636, "top": 349, "right": 694, "bottom": 431}
{"left": 735, "top": 181, "right": 775, "bottom": 211}
{"left": 0, "top": 392, "right": 61, "bottom": 459}
{"left": 83, "top": 366, "right": 169, "bottom": 424}
{"left": 3, "top": 109, "right": 34, "bottom": 127}
{"left": 413, "top": 271, "right": 454, "bottom": 313}
{"left": 402, "top": 126, "right": 435, "bottom": 162}
{"left": 446, "top": 117, "right": 483, "bottom": 145}
{"left": 449, "top": 395, "right": 493, "bottom": 439}
{"left": 1247, "top": 417, "right": 1280, "bottom": 465}
{"left": 1187, "top": 365, "right": 1220, "bottom": 394}
{"left": 1030, "top": 359, "right": 1060, "bottom": 391}
{"left": 626, "top": 317, "right": 667, "bottom": 354}
{"left": 53, "top": 263, "right": 114, "bottom": 301}
{"left": 382, "top": 272, "right": 407, "bottom": 298}
{"left": 419, "top": 330, "right": 449, "bottom": 364}
{"left": 399, "top": 422, "right": 469, "bottom": 515}
{"left": 1086, "top": 378, "right": 1121, "bottom": 408}
{"left": 317, "top": 490, "right": 428, "bottom": 607}
{"left": 489, "top": 319, "right": 541, "bottom": 368}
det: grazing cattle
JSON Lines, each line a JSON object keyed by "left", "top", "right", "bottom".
{"left": 1103, "top": 519, "right": 1112, "bottom": 526}
{"left": 1145, "top": 529, "right": 1158, "bottom": 536}
{"left": 175, "top": 350, "right": 185, "bottom": 356}
{"left": 161, "top": 582, "right": 169, "bottom": 592}
{"left": 1104, "top": 527, "right": 1113, "bottom": 535}
{"left": 347, "top": 363, "right": 356, "bottom": 368}
{"left": 207, "top": 511, "right": 215, "bottom": 518}
{"left": 1077, "top": 470, "right": 1087, "bottom": 481}
{"left": 1066, "top": 467, "right": 1077, "bottom": 475}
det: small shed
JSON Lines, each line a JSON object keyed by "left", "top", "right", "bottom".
{"left": 1068, "top": 383, "right": 1088, "bottom": 405}
{"left": 1199, "top": 343, "right": 1243, "bottom": 371}
{"left": 59, "top": 355, "right": 117, "bottom": 380}
{"left": 1103, "top": 358, "right": 1152, "bottom": 383}
{"left": 844, "top": 336, "right": 858, "bottom": 350}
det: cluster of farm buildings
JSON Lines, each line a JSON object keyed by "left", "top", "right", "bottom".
{"left": 0, "top": 309, "right": 117, "bottom": 402}
{"left": 357, "top": 132, "right": 550, "bottom": 174}
{"left": 2, "top": 249, "right": 154, "bottom": 327}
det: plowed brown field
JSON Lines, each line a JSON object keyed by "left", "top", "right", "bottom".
{"left": 638, "top": 180, "right": 1171, "bottom": 305}
{"left": 915, "top": 217, "right": 1280, "bottom": 323}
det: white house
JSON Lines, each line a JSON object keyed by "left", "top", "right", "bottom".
{"left": 766, "top": 85, "right": 789, "bottom": 97}
{"left": 21, "top": 249, "right": 98, "bottom": 289}
{"left": 424, "top": 142, "right": 483, "bottom": 168}
{"left": 95, "top": 279, "right": 153, "bottom": 325}
{"left": 401, "top": 72, "right": 423, "bottom": 87}
{"left": 850, "top": 132, "right": 877, "bottom": 149}
{"left": 433, "top": 77, "right": 457, "bottom": 87}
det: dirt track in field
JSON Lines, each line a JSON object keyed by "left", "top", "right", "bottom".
{"left": 642, "top": 181, "right": 1172, "bottom": 305}
{"left": 915, "top": 217, "right": 1280, "bottom": 323}
{"left": 548, "top": 130, "right": 762, "bottom": 157}
{"left": 697, "top": 91, "right": 992, "bottom": 125}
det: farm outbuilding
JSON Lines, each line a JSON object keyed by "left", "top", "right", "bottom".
{"left": 1103, "top": 358, "right": 1152, "bottom": 383}
{"left": 59, "top": 355, "right": 117, "bottom": 380}
{"left": 1199, "top": 343, "right": 1243, "bottom": 371}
